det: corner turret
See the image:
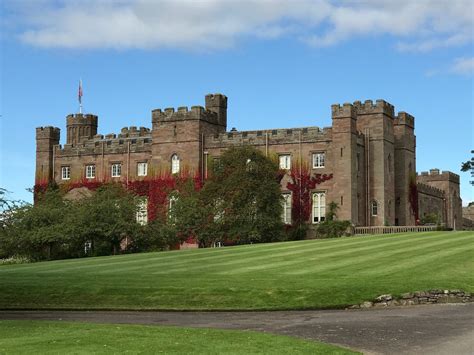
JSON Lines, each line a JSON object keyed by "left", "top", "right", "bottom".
{"left": 205, "top": 93, "right": 227, "bottom": 129}
{"left": 66, "top": 113, "right": 98, "bottom": 145}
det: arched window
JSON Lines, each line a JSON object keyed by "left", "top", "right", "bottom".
{"left": 171, "top": 154, "right": 180, "bottom": 174}
{"left": 371, "top": 200, "right": 378, "bottom": 216}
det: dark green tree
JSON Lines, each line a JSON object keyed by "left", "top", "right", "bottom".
{"left": 200, "top": 146, "right": 284, "bottom": 245}
{"left": 461, "top": 150, "right": 473, "bottom": 186}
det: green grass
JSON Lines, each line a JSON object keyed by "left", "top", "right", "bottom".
{"left": 0, "top": 231, "right": 472, "bottom": 310}
{"left": 0, "top": 321, "right": 357, "bottom": 354}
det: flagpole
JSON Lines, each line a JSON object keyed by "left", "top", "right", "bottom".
{"left": 79, "top": 79, "right": 83, "bottom": 114}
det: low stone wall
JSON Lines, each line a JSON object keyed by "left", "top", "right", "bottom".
{"left": 349, "top": 290, "right": 472, "bottom": 309}
{"left": 354, "top": 226, "right": 437, "bottom": 235}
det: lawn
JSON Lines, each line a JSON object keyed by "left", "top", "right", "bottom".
{"left": 0, "top": 231, "right": 472, "bottom": 310}
{"left": 0, "top": 321, "right": 357, "bottom": 354}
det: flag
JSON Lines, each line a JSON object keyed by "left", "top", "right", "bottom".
{"left": 78, "top": 79, "right": 83, "bottom": 104}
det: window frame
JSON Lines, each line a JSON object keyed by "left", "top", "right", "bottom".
{"left": 371, "top": 200, "right": 378, "bottom": 216}
{"left": 171, "top": 154, "right": 180, "bottom": 174}
{"left": 282, "top": 193, "right": 292, "bottom": 225}
{"left": 279, "top": 154, "right": 291, "bottom": 170}
{"left": 136, "top": 198, "right": 148, "bottom": 225}
{"left": 312, "top": 152, "right": 325, "bottom": 169}
{"left": 137, "top": 162, "right": 148, "bottom": 177}
{"left": 111, "top": 163, "right": 122, "bottom": 178}
{"left": 61, "top": 166, "right": 71, "bottom": 180}
{"left": 85, "top": 164, "right": 96, "bottom": 179}
{"left": 312, "top": 191, "right": 326, "bottom": 224}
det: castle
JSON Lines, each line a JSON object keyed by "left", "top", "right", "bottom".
{"left": 35, "top": 94, "right": 463, "bottom": 229}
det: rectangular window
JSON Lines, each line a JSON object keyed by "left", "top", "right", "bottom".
{"left": 61, "top": 166, "right": 71, "bottom": 180}
{"left": 169, "top": 195, "right": 178, "bottom": 223}
{"left": 85, "top": 165, "right": 95, "bottom": 179}
{"left": 312, "top": 152, "right": 325, "bottom": 168}
{"left": 279, "top": 154, "right": 291, "bottom": 170}
{"left": 282, "top": 193, "right": 292, "bottom": 224}
{"left": 137, "top": 162, "right": 147, "bottom": 176}
{"left": 136, "top": 198, "right": 148, "bottom": 225}
{"left": 111, "top": 163, "right": 122, "bottom": 177}
{"left": 312, "top": 192, "right": 326, "bottom": 223}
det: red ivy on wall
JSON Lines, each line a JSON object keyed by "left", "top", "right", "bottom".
{"left": 286, "top": 164, "right": 333, "bottom": 225}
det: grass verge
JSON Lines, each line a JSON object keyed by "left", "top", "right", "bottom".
{"left": 0, "top": 320, "right": 358, "bottom": 354}
{"left": 0, "top": 231, "right": 472, "bottom": 310}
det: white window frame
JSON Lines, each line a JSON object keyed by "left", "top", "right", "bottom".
{"left": 85, "top": 165, "right": 95, "bottom": 179}
{"left": 312, "top": 152, "right": 325, "bottom": 168}
{"left": 282, "top": 193, "right": 292, "bottom": 224}
{"left": 111, "top": 163, "right": 122, "bottom": 178}
{"left": 136, "top": 198, "right": 148, "bottom": 225}
{"left": 312, "top": 192, "right": 326, "bottom": 224}
{"left": 137, "top": 162, "right": 148, "bottom": 177}
{"left": 279, "top": 154, "right": 291, "bottom": 170}
{"left": 371, "top": 200, "right": 378, "bottom": 216}
{"left": 171, "top": 154, "right": 180, "bottom": 174}
{"left": 61, "top": 166, "right": 71, "bottom": 180}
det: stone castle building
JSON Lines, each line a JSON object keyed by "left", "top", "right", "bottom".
{"left": 36, "top": 93, "right": 462, "bottom": 228}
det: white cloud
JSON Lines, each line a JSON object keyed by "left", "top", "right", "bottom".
{"left": 450, "top": 57, "right": 474, "bottom": 76}
{"left": 3, "top": 0, "right": 473, "bottom": 51}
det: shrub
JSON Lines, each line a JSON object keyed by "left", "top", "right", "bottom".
{"left": 316, "top": 201, "right": 351, "bottom": 238}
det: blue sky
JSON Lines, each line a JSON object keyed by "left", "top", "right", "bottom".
{"left": 1, "top": 0, "right": 473, "bottom": 204}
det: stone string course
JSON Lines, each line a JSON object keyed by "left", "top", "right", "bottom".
{"left": 349, "top": 290, "right": 472, "bottom": 309}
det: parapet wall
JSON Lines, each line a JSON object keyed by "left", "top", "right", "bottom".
{"left": 66, "top": 113, "right": 98, "bottom": 126}
{"left": 417, "top": 169, "right": 460, "bottom": 183}
{"left": 36, "top": 126, "right": 60, "bottom": 140}
{"left": 417, "top": 182, "right": 445, "bottom": 198}
{"left": 56, "top": 132, "right": 152, "bottom": 157}
{"left": 152, "top": 106, "right": 221, "bottom": 126}
{"left": 353, "top": 99, "right": 395, "bottom": 117}
{"left": 205, "top": 126, "right": 331, "bottom": 148}
{"left": 331, "top": 100, "right": 411, "bottom": 122}
{"left": 394, "top": 112, "right": 415, "bottom": 128}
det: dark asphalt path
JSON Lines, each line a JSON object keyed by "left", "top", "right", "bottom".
{"left": 1, "top": 304, "right": 473, "bottom": 354}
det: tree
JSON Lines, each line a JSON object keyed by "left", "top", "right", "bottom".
{"left": 316, "top": 202, "right": 351, "bottom": 238}
{"left": 199, "top": 146, "right": 284, "bottom": 245}
{"left": 69, "top": 183, "right": 140, "bottom": 256}
{"left": 461, "top": 150, "right": 474, "bottom": 186}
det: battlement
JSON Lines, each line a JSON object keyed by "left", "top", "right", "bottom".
{"left": 331, "top": 103, "right": 357, "bottom": 118}
{"left": 353, "top": 99, "right": 395, "bottom": 117}
{"left": 36, "top": 126, "right": 60, "bottom": 140}
{"left": 395, "top": 111, "right": 415, "bottom": 128}
{"left": 66, "top": 113, "right": 98, "bottom": 125}
{"left": 417, "top": 169, "right": 460, "bottom": 183}
{"left": 205, "top": 126, "right": 331, "bottom": 148}
{"left": 417, "top": 182, "right": 446, "bottom": 198}
{"left": 152, "top": 105, "right": 221, "bottom": 126}
{"left": 205, "top": 94, "right": 227, "bottom": 109}
{"left": 118, "top": 126, "right": 150, "bottom": 138}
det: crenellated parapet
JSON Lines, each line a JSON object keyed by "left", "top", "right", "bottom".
{"left": 417, "top": 169, "right": 460, "bottom": 183}
{"left": 353, "top": 99, "right": 395, "bottom": 117}
{"left": 331, "top": 103, "right": 357, "bottom": 119}
{"left": 152, "top": 106, "right": 221, "bottom": 127}
{"left": 36, "top": 126, "right": 60, "bottom": 140}
{"left": 417, "top": 182, "right": 445, "bottom": 198}
{"left": 118, "top": 126, "right": 151, "bottom": 138}
{"left": 205, "top": 126, "right": 331, "bottom": 148}
{"left": 395, "top": 112, "right": 415, "bottom": 128}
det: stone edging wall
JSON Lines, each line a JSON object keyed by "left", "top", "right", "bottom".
{"left": 349, "top": 289, "right": 472, "bottom": 309}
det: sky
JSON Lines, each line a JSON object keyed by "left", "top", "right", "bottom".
{"left": 1, "top": 0, "right": 473, "bottom": 205}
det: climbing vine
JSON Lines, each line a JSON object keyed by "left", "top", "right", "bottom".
{"left": 409, "top": 173, "right": 419, "bottom": 223}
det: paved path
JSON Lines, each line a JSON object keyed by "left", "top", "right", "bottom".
{"left": 1, "top": 304, "right": 473, "bottom": 354}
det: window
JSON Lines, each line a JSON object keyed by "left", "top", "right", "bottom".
{"left": 136, "top": 198, "right": 148, "bottom": 225}
{"left": 279, "top": 155, "right": 291, "bottom": 170}
{"left": 86, "top": 165, "right": 95, "bottom": 179}
{"left": 111, "top": 163, "right": 122, "bottom": 177}
{"left": 171, "top": 154, "right": 180, "bottom": 174}
{"left": 282, "top": 193, "right": 292, "bottom": 224}
{"left": 137, "top": 162, "right": 147, "bottom": 176}
{"left": 371, "top": 200, "right": 378, "bottom": 216}
{"left": 169, "top": 194, "right": 178, "bottom": 222}
{"left": 312, "top": 192, "right": 326, "bottom": 223}
{"left": 312, "top": 152, "right": 325, "bottom": 168}
{"left": 61, "top": 166, "right": 71, "bottom": 180}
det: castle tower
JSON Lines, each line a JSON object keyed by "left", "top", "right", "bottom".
{"left": 394, "top": 112, "right": 416, "bottom": 225}
{"left": 331, "top": 103, "right": 359, "bottom": 222}
{"left": 151, "top": 94, "right": 228, "bottom": 176}
{"left": 36, "top": 126, "right": 60, "bottom": 184}
{"left": 66, "top": 113, "right": 98, "bottom": 145}
{"left": 205, "top": 94, "right": 227, "bottom": 129}
{"left": 355, "top": 100, "right": 396, "bottom": 226}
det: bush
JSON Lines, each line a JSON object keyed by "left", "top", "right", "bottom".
{"left": 0, "top": 256, "right": 31, "bottom": 265}
{"left": 316, "top": 201, "right": 351, "bottom": 238}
